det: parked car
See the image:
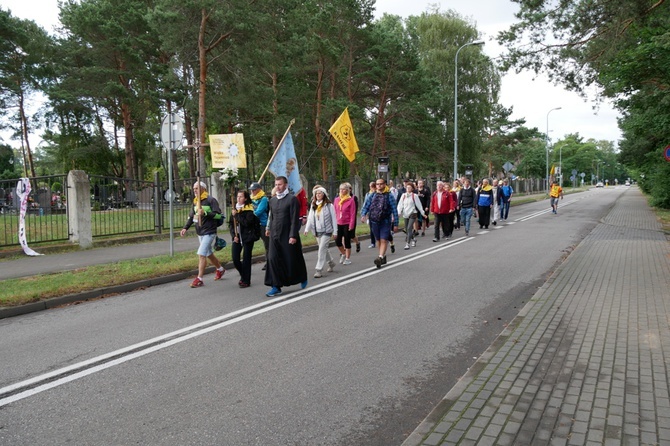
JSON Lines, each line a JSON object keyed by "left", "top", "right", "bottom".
{"left": 625, "top": 181, "right": 631, "bottom": 186}
{"left": 596, "top": 182, "right": 604, "bottom": 188}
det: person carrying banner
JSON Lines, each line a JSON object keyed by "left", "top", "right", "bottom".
{"left": 180, "top": 181, "right": 225, "bottom": 288}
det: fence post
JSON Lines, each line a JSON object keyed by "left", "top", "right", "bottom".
{"left": 154, "top": 172, "right": 162, "bottom": 234}
{"left": 210, "top": 172, "right": 225, "bottom": 216}
{"left": 67, "top": 170, "right": 92, "bottom": 248}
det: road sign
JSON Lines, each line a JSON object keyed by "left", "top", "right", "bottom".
{"left": 665, "top": 144, "right": 670, "bottom": 161}
{"left": 572, "top": 169, "right": 577, "bottom": 175}
{"left": 580, "top": 172, "right": 586, "bottom": 178}
{"left": 161, "top": 113, "right": 184, "bottom": 150}
{"left": 503, "top": 161, "right": 514, "bottom": 172}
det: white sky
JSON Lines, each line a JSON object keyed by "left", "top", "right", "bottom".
{"left": 1, "top": 0, "right": 622, "bottom": 149}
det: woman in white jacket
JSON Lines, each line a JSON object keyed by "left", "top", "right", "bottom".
{"left": 396, "top": 182, "right": 426, "bottom": 250}
{"left": 304, "top": 187, "right": 338, "bottom": 278}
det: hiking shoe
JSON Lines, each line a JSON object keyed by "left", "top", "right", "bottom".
{"left": 339, "top": 254, "right": 346, "bottom": 264}
{"left": 301, "top": 280, "right": 308, "bottom": 289}
{"left": 214, "top": 268, "right": 225, "bottom": 280}
{"left": 356, "top": 243, "right": 361, "bottom": 253}
{"left": 327, "top": 261, "right": 335, "bottom": 272}
{"left": 374, "top": 257, "right": 382, "bottom": 268}
{"left": 381, "top": 256, "right": 387, "bottom": 265}
{"left": 314, "top": 270, "right": 322, "bottom": 278}
{"left": 391, "top": 244, "right": 395, "bottom": 253}
{"left": 404, "top": 243, "right": 410, "bottom": 250}
{"left": 266, "top": 287, "right": 282, "bottom": 297}
{"left": 190, "top": 278, "right": 204, "bottom": 288}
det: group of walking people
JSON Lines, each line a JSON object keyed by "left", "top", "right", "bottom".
{"left": 180, "top": 175, "right": 515, "bottom": 296}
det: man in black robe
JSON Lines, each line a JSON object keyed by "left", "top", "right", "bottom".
{"left": 264, "top": 176, "right": 308, "bottom": 297}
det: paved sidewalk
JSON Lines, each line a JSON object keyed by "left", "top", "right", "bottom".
{"left": 403, "top": 188, "right": 670, "bottom": 445}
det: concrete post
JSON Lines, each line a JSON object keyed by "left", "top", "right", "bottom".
{"left": 210, "top": 172, "right": 226, "bottom": 216}
{"left": 67, "top": 170, "right": 92, "bottom": 248}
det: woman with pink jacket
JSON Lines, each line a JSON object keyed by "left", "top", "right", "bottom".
{"left": 333, "top": 182, "right": 357, "bottom": 265}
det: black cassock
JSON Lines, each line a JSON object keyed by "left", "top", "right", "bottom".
{"left": 264, "top": 193, "right": 308, "bottom": 288}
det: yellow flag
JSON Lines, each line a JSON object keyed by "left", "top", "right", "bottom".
{"left": 550, "top": 165, "right": 555, "bottom": 175}
{"left": 328, "top": 108, "right": 359, "bottom": 162}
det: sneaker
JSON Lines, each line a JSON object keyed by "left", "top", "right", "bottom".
{"left": 343, "top": 258, "right": 352, "bottom": 265}
{"left": 411, "top": 240, "right": 416, "bottom": 247}
{"left": 492, "top": 221, "right": 497, "bottom": 226}
{"left": 239, "top": 282, "right": 249, "bottom": 288}
{"left": 367, "top": 244, "right": 376, "bottom": 249}
{"left": 339, "top": 254, "right": 346, "bottom": 264}
{"left": 404, "top": 243, "right": 410, "bottom": 250}
{"left": 266, "top": 286, "right": 282, "bottom": 297}
{"left": 314, "top": 271, "right": 322, "bottom": 278}
{"left": 381, "top": 256, "right": 387, "bottom": 265}
{"left": 433, "top": 238, "right": 438, "bottom": 242}
{"left": 421, "top": 232, "right": 425, "bottom": 237}
{"left": 214, "top": 268, "right": 225, "bottom": 280}
{"left": 465, "top": 231, "right": 469, "bottom": 236}
{"left": 356, "top": 243, "right": 361, "bottom": 253}
{"left": 190, "top": 277, "right": 204, "bottom": 288}
{"left": 391, "top": 244, "right": 395, "bottom": 253}
{"left": 374, "top": 257, "right": 382, "bottom": 268}
{"left": 301, "top": 280, "right": 308, "bottom": 289}
{"left": 261, "top": 263, "right": 267, "bottom": 271}
{"left": 327, "top": 261, "right": 335, "bottom": 272}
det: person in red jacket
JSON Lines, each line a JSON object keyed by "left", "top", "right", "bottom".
{"left": 295, "top": 188, "right": 308, "bottom": 226}
{"left": 430, "top": 181, "right": 452, "bottom": 242}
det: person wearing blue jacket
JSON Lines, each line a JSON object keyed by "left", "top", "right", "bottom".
{"left": 477, "top": 178, "right": 494, "bottom": 230}
{"left": 250, "top": 182, "right": 270, "bottom": 270}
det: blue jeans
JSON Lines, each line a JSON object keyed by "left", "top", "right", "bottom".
{"left": 501, "top": 201, "right": 510, "bottom": 220}
{"left": 460, "top": 207, "right": 474, "bottom": 233}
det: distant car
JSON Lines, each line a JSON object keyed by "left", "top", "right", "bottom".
{"left": 625, "top": 181, "right": 631, "bottom": 186}
{"left": 596, "top": 182, "right": 604, "bottom": 188}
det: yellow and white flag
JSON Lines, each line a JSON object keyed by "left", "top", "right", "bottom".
{"left": 328, "top": 108, "right": 359, "bottom": 162}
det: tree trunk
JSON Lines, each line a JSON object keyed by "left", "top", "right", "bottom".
{"left": 197, "top": 8, "right": 208, "bottom": 175}
{"left": 17, "top": 88, "right": 36, "bottom": 179}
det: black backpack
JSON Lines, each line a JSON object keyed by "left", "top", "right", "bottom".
{"left": 368, "top": 193, "right": 390, "bottom": 222}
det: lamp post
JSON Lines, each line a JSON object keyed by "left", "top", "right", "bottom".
{"left": 454, "top": 39, "right": 484, "bottom": 181}
{"left": 545, "top": 107, "right": 562, "bottom": 194}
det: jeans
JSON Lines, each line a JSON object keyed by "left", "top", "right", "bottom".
{"left": 501, "top": 201, "right": 510, "bottom": 220}
{"left": 460, "top": 207, "right": 474, "bottom": 233}
{"left": 403, "top": 216, "right": 418, "bottom": 243}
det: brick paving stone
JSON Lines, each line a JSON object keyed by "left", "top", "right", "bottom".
{"left": 403, "top": 189, "right": 670, "bottom": 446}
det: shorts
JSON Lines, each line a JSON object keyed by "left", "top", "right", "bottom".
{"left": 197, "top": 233, "right": 216, "bottom": 256}
{"left": 550, "top": 197, "right": 559, "bottom": 207}
{"left": 370, "top": 220, "right": 392, "bottom": 242}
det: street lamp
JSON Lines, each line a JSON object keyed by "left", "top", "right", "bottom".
{"left": 454, "top": 39, "right": 484, "bottom": 180}
{"left": 545, "top": 107, "right": 562, "bottom": 193}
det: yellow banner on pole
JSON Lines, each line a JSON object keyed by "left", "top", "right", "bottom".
{"left": 328, "top": 108, "right": 359, "bottom": 162}
{"left": 209, "top": 133, "right": 247, "bottom": 168}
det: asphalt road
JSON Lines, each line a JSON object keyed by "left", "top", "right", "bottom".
{"left": 0, "top": 187, "right": 626, "bottom": 445}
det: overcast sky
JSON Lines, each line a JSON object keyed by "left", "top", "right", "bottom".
{"left": 1, "top": 0, "right": 622, "bottom": 149}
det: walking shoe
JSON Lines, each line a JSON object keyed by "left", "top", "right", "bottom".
{"left": 381, "top": 256, "right": 387, "bottom": 265}
{"left": 391, "top": 243, "right": 395, "bottom": 254}
{"left": 327, "top": 261, "right": 335, "bottom": 272}
{"left": 339, "top": 254, "right": 346, "bottom": 264}
{"left": 421, "top": 232, "right": 425, "bottom": 237}
{"left": 356, "top": 243, "right": 361, "bottom": 253}
{"left": 266, "top": 286, "right": 282, "bottom": 297}
{"left": 374, "top": 257, "right": 382, "bottom": 268}
{"left": 492, "top": 221, "right": 497, "bottom": 226}
{"left": 465, "top": 231, "right": 469, "bottom": 236}
{"left": 214, "top": 268, "right": 225, "bottom": 280}
{"left": 314, "top": 270, "right": 322, "bottom": 278}
{"left": 368, "top": 244, "right": 376, "bottom": 249}
{"left": 410, "top": 240, "right": 416, "bottom": 247}
{"left": 343, "top": 258, "right": 352, "bottom": 265}
{"left": 261, "top": 263, "right": 267, "bottom": 271}
{"left": 433, "top": 238, "right": 439, "bottom": 242}
{"left": 404, "top": 243, "right": 410, "bottom": 250}
{"left": 301, "top": 280, "right": 308, "bottom": 289}
{"left": 239, "top": 282, "right": 249, "bottom": 288}
{"left": 190, "top": 277, "right": 204, "bottom": 288}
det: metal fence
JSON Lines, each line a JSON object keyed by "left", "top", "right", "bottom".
{"left": 0, "top": 175, "right": 69, "bottom": 248}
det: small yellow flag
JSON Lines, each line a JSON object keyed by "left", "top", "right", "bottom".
{"left": 328, "top": 108, "right": 360, "bottom": 162}
{"left": 550, "top": 165, "right": 555, "bottom": 175}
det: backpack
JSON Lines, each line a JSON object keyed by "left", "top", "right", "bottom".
{"left": 252, "top": 213, "right": 262, "bottom": 241}
{"left": 216, "top": 214, "right": 225, "bottom": 227}
{"left": 368, "top": 193, "right": 391, "bottom": 222}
